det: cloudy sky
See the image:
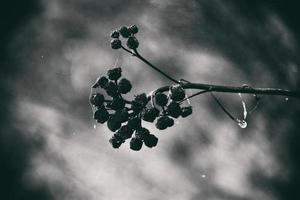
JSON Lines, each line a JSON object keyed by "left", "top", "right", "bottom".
{"left": 1, "top": 0, "right": 300, "bottom": 199}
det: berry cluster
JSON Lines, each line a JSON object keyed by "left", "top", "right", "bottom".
{"left": 91, "top": 68, "right": 193, "bottom": 150}
{"left": 110, "top": 25, "right": 139, "bottom": 50}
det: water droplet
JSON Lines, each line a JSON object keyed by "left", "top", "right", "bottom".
{"left": 93, "top": 124, "right": 97, "bottom": 129}
{"left": 201, "top": 174, "right": 206, "bottom": 178}
{"left": 285, "top": 97, "right": 289, "bottom": 101}
{"left": 41, "top": 55, "right": 44, "bottom": 59}
{"left": 237, "top": 120, "right": 247, "bottom": 128}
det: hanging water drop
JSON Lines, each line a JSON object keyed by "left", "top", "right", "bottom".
{"left": 285, "top": 97, "right": 289, "bottom": 101}
{"left": 93, "top": 124, "right": 97, "bottom": 129}
{"left": 237, "top": 120, "right": 247, "bottom": 128}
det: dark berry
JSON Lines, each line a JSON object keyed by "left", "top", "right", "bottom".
{"left": 144, "top": 134, "right": 158, "bottom": 148}
{"left": 131, "top": 93, "right": 149, "bottom": 113}
{"left": 170, "top": 85, "right": 185, "bottom": 101}
{"left": 119, "top": 26, "right": 131, "bottom": 38}
{"left": 167, "top": 101, "right": 182, "bottom": 118}
{"left": 107, "top": 97, "right": 125, "bottom": 111}
{"left": 126, "top": 36, "right": 139, "bottom": 49}
{"left": 118, "top": 78, "right": 132, "bottom": 94}
{"left": 92, "top": 76, "right": 108, "bottom": 88}
{"left": 117, "top": 125, "right": 134, "bottom": 140}
{"left": 155, "top": 93, "right": 168, "bottom": 107}
{"left": 90, "top": 93, "right": 105, "bottom": 107}
{"left": 107, "top": 116, "right": 121, "bottom": 132}
{"left": 156, "top": 116, "right": 174, "bottom": 130}
{"left": 129, "top": 25, "right": 138, "bottom": 34}
{"left": 134, "top": 93, "right": 148, "bottom": 104}
{"left": 114, "top": 108, "right": 129, "bottom": 122}
{"left": 94, "top": 106, "right": 109, "bottom": 124}
{"left": 111, "top": 39, "right": 122, "bottom": 49}
{"left": 105, "top": 81, "right": 119, "bottom": 97}
{"left": 181, "top": 106, "right": 193, "bottom": 118}
{"left": 109, "top": 136, "right": 122, "bottom": 148}
{"left": 127, "top": 117, "right": 142, "bottom": 130}
{"left": 130, "top": 137, "right": 143, "bottom": 151}
{"left": 110, "top": 30, "right": 119, "bottom": 38}
{"left": 135, "top": 127, "right": 150, "bottom": 140}
{"left": 166, "top": 117, "right": 174, "bottom": 127}
{"left": 142, "top": 107, "right": 160, "bottom": 122}
{"left": 107, "top": 67, "right": 122, "bottom": 81}
{"left": 155, "top": 116, "right": 169, "bottom": 130}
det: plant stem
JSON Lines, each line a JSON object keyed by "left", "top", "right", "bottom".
{"left": 153, "top": 82, "right": 300, "bottom": 98}
{"left": 133, "top": 49, "right": 180, "bottom": 84}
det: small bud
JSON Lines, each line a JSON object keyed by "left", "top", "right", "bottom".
{"left": 118, "top": 78, "right": 132, "bottom": 94}
{"left": 117, "top": 125, "right": 134, "bottom": 140}
{"left": 155, "top": 93, "right": 168, "bottom": 107}
{"left": 90, "top": 93, "right": 105, "bottom": 107}
{"left": 114, "top": 108, "right": 129, "bottom": 122}
{"left": 109, "top": 136, "right": 122, "bottom": 148}
{"left": 107, "top": 67, "right": 122, "bottom": 81}
{"left": 92, "top": 76, "right": 108, "bottom": 88}
{"left": 135, "top": 127, "right": 150, "bottom": 140}
{"left": 142, "top": 107, "right": 160, "bottom": 122}
{"left": 156, "top": 116, "right": 171, "bottom": 130}
{"left": 181, "top": 106, "right": 193, "bottom": 118}
{"left": 130, "top": 137, "right": 143, "bottom": 151}
{"left": 110, "top": 30, "right": 119, "bottom": 38}
{"left": 129, "top": 25, "right": 138, "bottom": 34}
{"left": 94, "top": 106, "right": 109, "bottom": 124}
{"left": 131, "top": 93, "right": 148, "bottom": 113}
{"left": 170, "top": 84, "right": 185, "bottom": 101}
{"left": 167, "top": 101, "right": 182, "bottom": 118}
{"left": 107, "top": 97, "right": 125, "bottom": 111}
{"left": 107, "top": 116, "right": 121, "bottom": 132}
{"left": 105, "top": 81, "right": 119, "bottom": 97}
{"left": 119, "top": 26, "right": 131, "bottom": 38}
{"left": 126, "top": 36, "right": 139, "bottom": 49}
{"left": 127, "top": 117, "right": 142, "bottom": 130}
{"left": 144, "top": 134, "right": 158, "bottom": 148}
{"left": 111, "top": 39, "right": 122, "bottom": 49}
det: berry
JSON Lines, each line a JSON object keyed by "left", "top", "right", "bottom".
{"left": 142, "top": 107, "right": 160, "bottom": 122}
{"left": 129, "top": 25, "right": 138, "bottom": 34}
{"left": 181, "top": 106, "right": 193, "bottom": 118}
{"left": 127, "top": 117, "right": 142, "bottom": 130}
{"left": 110, "top": 30, "right": 119, "bottom": 38}
{"left": 107, "top": 116, "right": 121, "bottom": 132}
{"left": 92, "top": 76, "right": 108, "bottom": 88}
{"left": 166, "top": 101, "right": 182, "bottom": 118}
{"left": 119, "top": 26, "right": 131, "bottom": 38}
{"left": 130, "top": 137, "right": 143, "bottom": 151}
{"left": 170, "top": 84, "right": 185, "bottom": 101}
{"left": 107, "top": 67, "right": 122, "bottom": 81}
{"left": 155, "top": 116, "right": 174, "bottom": 130}
{"left": 105, "top": 81, "right": 119, "bottom": 97}
{"left": 109, "top": 136, "right": 122, "bottom": 148}
{"left": 131, "top": 93, "right": 148, "bottom": 113}
{"left": 144, "top": 134, "right": 158, "bottom": 148}
{"left": 111, "top": 39, "right": 122, "bottom": 49}
{"left": 126, "top": 36, "right": 139, "bottom": 49}
{"left": 114, "top": 108, "right": 129, "bottom": 122}
{"left": 118, "top": 78, "right": 132, "bottom": 94}
{"left": 155, "top": 93, "right": 168, "bottom": 107}
{"left": 90, "top": 93, "right": 105, "bottom": 107}
{"left": 117, "top": 125, "right": 134, "bottom": 140}
{"left": 107, "top": 97, "right": 125, "bottom": 111}
{"left": 94, "top": 106, "right": 109, "bottom": 123}
{"left": 135, "top": 127, "right": 150, "bottom": 140}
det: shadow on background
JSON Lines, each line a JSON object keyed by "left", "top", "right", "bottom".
{"left": 0, "top": 1, "right": 53, "bottom": 199}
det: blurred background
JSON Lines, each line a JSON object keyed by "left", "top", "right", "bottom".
{"left": 0, "top": 0, "right": 299, "bottom": 199}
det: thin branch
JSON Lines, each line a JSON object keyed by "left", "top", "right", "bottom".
{"left": 153, "top": 82, "right": 300, "bottom": 98}
{"left": 210, "top": 92, "right": 236, "bottom": 121}
{"left": 133, "top": 49, "right": 180, "bottom": 84}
